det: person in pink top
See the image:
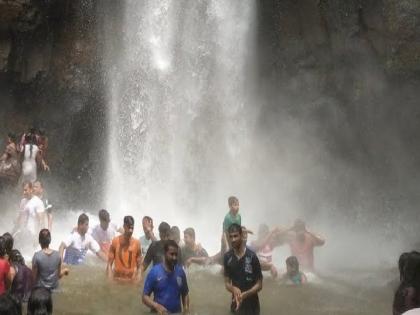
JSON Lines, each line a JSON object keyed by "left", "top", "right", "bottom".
{"left": 287, "top": 219, "right": 325, "bottom": 272}
{"left": 0, "top": 236, "right": 11, "bottom": 295}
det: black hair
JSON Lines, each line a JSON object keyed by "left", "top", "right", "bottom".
{"left": 9, "top": 249, "right": 25, "bottom": 265}
{"left": 7, "top": 133, "right": 17, "bottom": 144}
{"left": 398, "top": 252, "right": 411, "bottom": 281}
{"left": 33, "top": 181, "right": 43, "bottom": 188}
{"left": 24, "top": 133, "right": 36, "bottom": 158}
{"left": 183, "top": 228, "right": 195, "bottom": 240}
{"left": 0, "top": 236, "right": 6, "bottom": 258}
{"left": 98, "top": 209, "right": 110, "bottom": 222}
{"left": 0, "top": 294, "right": 21, "bottom": 315}
{"left": 143, "top": 216, "right": 153, "bottom": 223}
{"left": 228, "top": 196, "right": 239, "bottom": 207}
{"left": 227, "top": 223, "right": 242, "bottom": 235}
{"left": 158, "top": 222, "right": 171, "bottom": 235}
{"left": 124, "top": 215, "right": 135, "bottom": 226}
{"left": 39, "top": 229, "right": 51, "bottom": 249}
{"left": 27, "top": 287, "right": 52, "bottom": 315}
{"left": 2, "top": 232, "right": 14, "bottom": 256}
{"left": 286, "top": 256, "right": 299, "bottom": 269}
{"left": 164, "top": 240, "right": 179, "bottom": 253}
{"left": 77, "top": 213, "right": 89, "bottom": 225}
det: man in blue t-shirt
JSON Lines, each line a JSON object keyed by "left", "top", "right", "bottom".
{"left": 142, "top": 240, "right": 189, "bottom": 314}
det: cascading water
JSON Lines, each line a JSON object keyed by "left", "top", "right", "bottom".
{"left": 104, "top": 0, "right": 257, "bottom": 250}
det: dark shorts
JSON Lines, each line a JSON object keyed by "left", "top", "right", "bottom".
{"left": 231, "top": 297, "right": 260, "bottom": 315}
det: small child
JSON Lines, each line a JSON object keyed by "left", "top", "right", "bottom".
{"left": 221, "top": 196, "right": 241, "bottom": 254}
{"left": 282, "top": 256, "right": 307, "bottom": 285}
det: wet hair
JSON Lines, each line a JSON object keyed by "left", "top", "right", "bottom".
{"left": 398, "top": 252, "right": 411, "bottom": 281}
{"left": 158, "top": 222, "right": 171, "bottom": 235}
{"left": 23, "top": 181, "right": 33, "bottom": 189}
{"left": 33, "top": 181, "right": 43, "bottom": 188}
{"left": 142, "top": 216, "right": 153, "bottom": 223}
{"left": 27, "top": 287, "right": 52, "bottom": 315}
{"left": 39, "top": 229, "right": 51, "bottom": 249}
{"left": 394, "top": 251, "right": 420, "bottom": 312}
{"left": 0, "top": 294, "right": 21, "bottom": 315}
{"left": 9, "top": 249, "right": 25, "bottom": 265}
{"left": 0, "top": 236, "right": 6, "bottom": 258}
{"left": 2, "top": 232, "right": 14, "bottom": 256}
{"left": 170, "top": 226, "right": 180, "bottom": 241}
{"left": 77, "top": 213, "right": 89, "bottom": 225}
{"left": 228, "top": 196, "right": 239, "bottom": 207}
{"left": 228, "top": 223, "right": 242, "bottom": 235}
{"left": 7, "top": 132, "right": 17, "bottom": 144}
{"left": 124, "top": 215, "right": 135, "bottom": 226}
{"left": 164, "top": 240, "right": 179, "bottom": 253}
{"left": 98, "top": 209, "right": 110, "bottom": 222}
{"left": 286, "top": 256, "right": 299, "bottom": 269}
{"left": 184, "top": 227, "right": 195, "bottom": 240}
{"left": 25, "top": 133, "right": 37, "bottom": 158}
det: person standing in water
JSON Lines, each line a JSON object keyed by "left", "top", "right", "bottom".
{"left": 224, "top": 223, "right": 263, "bottom": 315}
{"left": 139, "top": 216, "right": 156, "bottom": 257}
{"left": 182, "top": 228, "right": 209, "bottom": 267}
{"left": 33, "top": 181, "right": 53, "bottom": 231}
{"left": 107, "top": 216, "right": 141, "bottom": 283}
{"left": 91, "top": 209, "right": 118, "bottom": 255}
{"left": 280, "top": 256, "right": 307, "bottom": 285}
{"left": 59, "top": 213, "right": 107, "bottom": 265}
{"left": 142, "top": 240, "right": 189, "bottom": 314}
{"left": 142, "top": 222, "right": 171, "bottom": 271}
{"left": 21, "top": 133, "right": 48, "bottom": 183}
{"left": 287, "top": 219, "right": 325, "bottom": 272}
{"left": 32, "top": 229, "right": 69, "bottom": 291}
{"left": 222, "top": 196, "right": 241, "bottom": 255}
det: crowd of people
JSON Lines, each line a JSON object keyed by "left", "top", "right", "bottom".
{"left": 0, "top": 128, "right": 49, "bottom": 191}
{"left": 0, "top": 178, "right": 417, "bottom": 314}
{"left": 0, "top": 188, "right": 328, "bottom": 314}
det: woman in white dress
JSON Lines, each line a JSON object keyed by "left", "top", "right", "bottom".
{"left": 21, "top": 134, "right": 48, "bottom": 182}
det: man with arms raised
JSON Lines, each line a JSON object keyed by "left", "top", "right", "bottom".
{"left": 287, "top": 219, "right": 325, "bottom": 272}
{"left": 224, "top": 223, "right": 263, "bottom": 315}
{"left": 107, "top": 216, "right": 141, "bottom": 283}
{"left": 59, "top": 213, "right": 107, "bottom": 265}
{"left": 139, "top": 216, "right": 156, "bottom": 257}
{"left": 142, "top": 240, "right": 189, "bottom": 314}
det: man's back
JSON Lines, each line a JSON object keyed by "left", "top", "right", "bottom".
{"left": 33, "top": 250, "right": 60, "bottom": 289}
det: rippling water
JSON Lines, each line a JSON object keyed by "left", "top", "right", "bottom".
{"left": 52, "top": 263, "right": 393, "bottom": 315}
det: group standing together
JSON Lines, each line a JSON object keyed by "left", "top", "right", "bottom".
{"left": 0, "top": 189, "right": 329, "bottom": 315}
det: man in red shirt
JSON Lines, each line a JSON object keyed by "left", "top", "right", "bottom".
{"left": 287, "top": 219, "right": 325, "bottom": 272}
{"left": 0, "top": 236, "right": 11, "bottom": 295}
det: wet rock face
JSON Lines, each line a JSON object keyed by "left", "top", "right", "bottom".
{"left": 0, "top": 0, "right": 105, "bottom": 207}
{"left": 0, "top": 0, "right": 419, "bottom": 209}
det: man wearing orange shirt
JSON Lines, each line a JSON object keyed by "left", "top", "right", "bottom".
{"left": 107, "top": 216, "right": 141, "bottom": 283}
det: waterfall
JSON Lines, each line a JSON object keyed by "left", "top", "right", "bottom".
{"left": 103, "top": 0, "right": 257, "bottom": 249}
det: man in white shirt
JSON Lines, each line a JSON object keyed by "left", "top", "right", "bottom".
{"left": 24, "top": 182, "right": 46, "bottom": 237}
{"left": 91, "top": 209, "right": 118, "bottom": 254}
{"left": 59, "top": 213, "right": 107, "bottom": 265}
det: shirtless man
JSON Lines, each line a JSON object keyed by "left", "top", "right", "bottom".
{"left": 107, "top": 216, "right": 141, "bottom": 283}
{"left": 250, "top": 224, "right": 288, "bottom": 279}
{"left": 287, "top": 219, "right": 325, "bottom": 272}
